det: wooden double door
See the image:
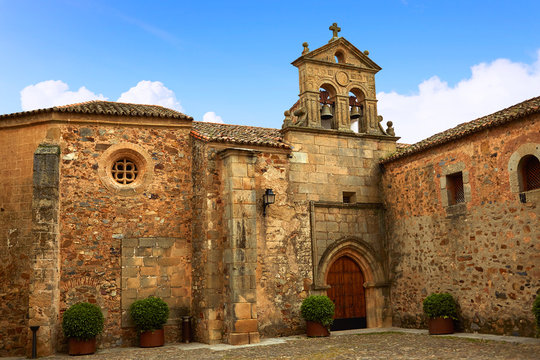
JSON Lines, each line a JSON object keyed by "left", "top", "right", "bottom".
{"left": 326, "top": 256, "right": 367, "bottom": 330}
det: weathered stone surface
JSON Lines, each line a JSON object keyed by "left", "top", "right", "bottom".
{"left": 382, "top": 114, "right": 540, "bottom": 337}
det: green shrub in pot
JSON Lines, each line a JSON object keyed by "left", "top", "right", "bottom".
{"left": 129, "top": 296, "right": 169, "bottom": 332}
{"left": 300, "top": 295, "right": 335, "bottom": 328}
{"left": 423, "top": 293, "right": 458, "bottom": 320}
{"left": 62, "top": 302, "right": 104, "bottom": 340}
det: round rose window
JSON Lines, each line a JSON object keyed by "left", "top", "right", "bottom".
{"left": 111, "top": 158, "right": 138, "bottom": 184}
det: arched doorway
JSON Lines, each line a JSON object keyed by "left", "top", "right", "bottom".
{"left": 326, "top": 256, "right": 367, "bottom": 330}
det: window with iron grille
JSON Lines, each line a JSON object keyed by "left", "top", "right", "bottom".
{"left": 446, "top": 172, "right": 464, "bottom": 205}
{"left": 520, "top": 155, "right": 540, "bottom": 191}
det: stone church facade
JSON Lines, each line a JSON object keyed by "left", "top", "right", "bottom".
{"left": 0, "top": 27, "right": 538, "bottom": 356}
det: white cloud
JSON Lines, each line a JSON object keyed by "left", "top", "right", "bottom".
{"left": 20, "top": 80, "right": 107, "bottom": 111}
{"left": 117, "top": 80, "right": 183, "bottom": 111}
{"left": 202, "top": 111, "right": 224, "bottom": 123}
{"left": 377, "top": 50, "right": 540, "bottom": 144}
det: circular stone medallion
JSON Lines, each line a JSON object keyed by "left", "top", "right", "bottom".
{"left": 335, "top": 71, "right": 349, "bottom": 86}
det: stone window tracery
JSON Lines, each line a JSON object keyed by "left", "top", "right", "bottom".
{"left": 97, "top": 143, "right": 154, "bottom": 196}
{"left": 111, "top": 158, "right": 139, "bottom": 185}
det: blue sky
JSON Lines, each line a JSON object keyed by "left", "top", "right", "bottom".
{"left": 1, "top": 0, "right": 539, "bottom": 143}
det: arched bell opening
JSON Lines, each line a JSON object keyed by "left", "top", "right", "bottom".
{"left": 335, "top": 50, "right": 346, "bottom": 64}
{"left": 349, "top": 89, "right": 365, "bottom": 133}
{"left": 319, "top": 84, "right": 337, "bottom": 129}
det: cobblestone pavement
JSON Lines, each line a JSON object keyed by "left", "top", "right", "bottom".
{"left": 27, "top": 330, "right": 540, "bottom": 360}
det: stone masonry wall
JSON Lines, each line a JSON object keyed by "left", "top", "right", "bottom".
{"left": 382, "top": 114, "right": 540, "bottom": 336}
{"left": 0, "top": 122, "right": 53, "bottom": 356}
{"left": 284, "top": 128, "right": 396, "bottom": 203}
{"left": 254, "top": 150, "right": 313, "bottom": 337}
{"left": 57, "top": 121, "right": 192, "bottom": 349}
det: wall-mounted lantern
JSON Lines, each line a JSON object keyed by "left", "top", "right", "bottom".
{"left": 262, "top": 189, "right": 275, "bottom": 216}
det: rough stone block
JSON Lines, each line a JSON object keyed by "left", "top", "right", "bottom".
{"left": 249, "top": 332, "right": 260, "bottom": 344}
{"left": 234, "top": 303, "right": 252, "bottom": 320}
{"left": 228, "top": 332, "right": 249, "bottom": 345}
{"left": 209, "top": 329, "right": 223, "bottom": 341}
{"left": 139, "top": 238, "right": 156, "bottom": 247}
{"left": 122, "top": 238, "right": 138, "bottom": 247}
{"left": 234, "top": 319, "right": 258, "bottom": 333}
{"left": 140, "top": 276, "right": 157, "bottom": 288}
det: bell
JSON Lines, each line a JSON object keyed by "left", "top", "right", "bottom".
{"left": 350, "top": 106, "right": 361, "bottom": 119}
{"left": 321, "top": 104, "right": 333, "bottom": 119}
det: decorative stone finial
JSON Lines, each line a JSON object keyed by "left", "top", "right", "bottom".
{"left": 282, "top": 110, "right": 292, "bottom": 129}
{"left": 364, "top": 50, "right": 370, "bottom": 56}
{"left": 302, "top": 42, "right": 310, "bottom": 55}
{"left": 329, "top": 23, "right": 341, "bottom": 42}
{"left": 386, "top": 121, "right": 395, "bottom": 136}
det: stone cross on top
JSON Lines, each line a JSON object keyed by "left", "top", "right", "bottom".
{"left": 329, "top": 22, "right": 341, "bottom": 42}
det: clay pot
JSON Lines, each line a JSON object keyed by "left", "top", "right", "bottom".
{"left": 428, "top": 317, "right": 454, "bottom": 335}
{"left": 306, "top": 320, "right": 330, "bottom": 337}
{"left": 139, "top": 328, "right": 165, "bottom": 347}
{"left": 68, "top": 337, "right": 96, "bottom": 355}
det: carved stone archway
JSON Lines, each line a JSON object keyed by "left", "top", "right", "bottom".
{"left": 316, "top": 238, "right": 390, "bottom": 328}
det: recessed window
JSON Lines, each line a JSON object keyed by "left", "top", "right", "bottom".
{"left": 342, "top": 192, "right": 356, "bottom": 203}
{"left": 112, "top": 158, "right": 138, "bottom": 185}
{"left": 519, "top": 155, "right": 540, "bottom": 192}
{"left": 446, "top": 172, "right": 464, "bottom": 205}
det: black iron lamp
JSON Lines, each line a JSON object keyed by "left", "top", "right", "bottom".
{"left": 262, "top": 189, "right": 275, "bottom": 216}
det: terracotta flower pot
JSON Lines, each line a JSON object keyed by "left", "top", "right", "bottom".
{"left": 428, "top": 317, "right": 454, "bottom": 335}
{"left": 139, "top": 328, "right": 165, "bottom": 347}
{"left": 68, "top": 337, "right": 96, "bottom": 355}
{"left": 306, "top": 320, "right": 330, "bottom": 337}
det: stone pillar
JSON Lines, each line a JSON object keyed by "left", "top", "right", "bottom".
{"left": 364, "top": 99, "right": 379, "bottom": 134}
{"left": 219, "top": 149, "right": 259, "bottom": 345}
{"left": 27, "top": 143, "right": 61, "bottom": 356}
{"left": 335, "top": 94, "right": 351, "bottom": 131}
{"left": 302, "top": 91, "right": 321, "bottom": 128}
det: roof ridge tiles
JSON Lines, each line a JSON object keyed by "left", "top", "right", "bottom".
{"left": 382, "top": 95, "right": 540, "bottom": 163}
{"left": 0, "top": 100, "right": 192, "bottom": 120}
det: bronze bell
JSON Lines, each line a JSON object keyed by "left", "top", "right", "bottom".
{"left": 321, "top": 104, "right": 333, "bottom": 119}
{"left": 350, "top": 106, "right": 361, "bottom": 119}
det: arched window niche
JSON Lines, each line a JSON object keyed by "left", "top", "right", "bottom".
{"left": 508, "top": 143, "right": 540, "bottom": 203}
{"left": 349, "top": 88, "right": 366, "bottom": 133}
{"left": 319, "top": 84, "right": 337, "bottom": 129}
{"left": 518, "top": 155, "right": 540, "bottom": 192}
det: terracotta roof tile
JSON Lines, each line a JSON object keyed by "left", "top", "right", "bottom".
{"left": 191, "top": 122, "right": 290, "bottom": 149}
{"left": 0, "top": 100, "right": 192, "bottom": 120}
{"left": 381, "top": 96, "right": 540, "bottom": 163}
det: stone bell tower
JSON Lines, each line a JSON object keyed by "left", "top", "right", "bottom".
{"left": 286, "top": 23, "right": 389, "bottom": 135}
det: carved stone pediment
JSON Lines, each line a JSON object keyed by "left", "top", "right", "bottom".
{"left": 292, "top": 37, "right": 382, "bottom": 73}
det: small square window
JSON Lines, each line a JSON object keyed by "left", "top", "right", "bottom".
{"left": 342, "top": 192, "right": 356, "bottom": 203}
{"left": 446, "top": 172, "right": 464, "bottom": 205}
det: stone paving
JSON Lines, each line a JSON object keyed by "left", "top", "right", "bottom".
{"left": 14, "top": 328, "right": 540, "bottom": 360}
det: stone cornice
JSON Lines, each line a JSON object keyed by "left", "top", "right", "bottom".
{"left": 0, "top": 112, "right": 193, "bottom": 130}
{"left": 281, "top": 125, "right": 400, "bottom": 142}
